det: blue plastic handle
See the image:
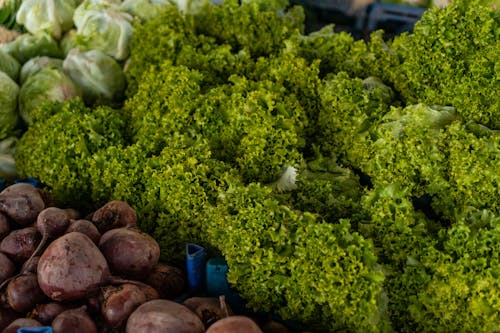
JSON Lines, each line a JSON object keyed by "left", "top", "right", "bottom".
{"left": 18, "top": 327, "right": 53, "bottom": 333}
{"left": 186, "top": 243, "right": 207, "bottom": 292}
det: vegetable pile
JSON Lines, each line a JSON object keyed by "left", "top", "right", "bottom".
{"left": 8, "top": 0, "right": 500, "bottom": 332}
{"left": 0, "top": 182, "right": 270, "bottom": 333}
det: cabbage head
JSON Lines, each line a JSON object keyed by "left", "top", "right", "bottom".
{"left": 0, "top": 49, "right": 20, "bottom": 81}
{"left": 16, "top": 0, "right": 76, "bottom": 40}
{"left": 0, "top": 136, "right": 18, "bottom": 179}
{"left": 19, "top": 56, "right": 64, "bottom": 85}
{"left": 0, "top": 71, "right": 19, "bottom": 139}
{"left": 63, "top": 48, "right": 126, "bottom": 105}
{"left": 120, "top": 0, "right": 170, "bottom": 21}
{"left": 18, "top": 67, "right": 82, "bottom": 125}
{"left": 73, "top": 4, "right": 134, "bottom": 61}
{"left": 1, "top": 32, "right": 63, "bottom": 64}
{"left": 60, "top": 29, "right": 79, "bottom": 56}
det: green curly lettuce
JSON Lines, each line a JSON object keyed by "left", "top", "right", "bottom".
{"left": 15, "top": 99, "right": 127, "bottom": 209}
{"left": 392, "top": 0, "right": 500, "bottom": 128}
{"left": 205, "top": 182, "right": 391, "bottom": 332}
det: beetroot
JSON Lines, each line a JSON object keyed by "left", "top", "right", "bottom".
{"left": 37, "top": 232, "right": 111, "bottom": 302}
{"left": 125, "top": 299, "right": 205, "bottom": 333}
{"left": 99, "top": 227, "right": 160, "bottom": 281}
{"left": 182, "top": 297, "right": 233, "bottom": 329}
{"left": 0, "top": 253, "right": 15, "bottom": 285}
{"left": 0, "top": 226, "right": 41, "bottom": 264}
{"left": 91, "top": 200, "right": 137, "bottom": 233}
{"left": 206, "top": 316, "right": 264, "bottom": 333}
{"left": 21, "top": 207, "right": 71, "bottom": 273}
{"left": 2, "top": 318, "right": 42, "bottom": 333}
{"left": 101, "top": 283, "right": 148, "bottom": 329}
{"left": 146, "top": 263, "right": 185, "bottom": 299}
{"left": 30, "top": 302, "right": 75, "bottom": 325}
{"left": 0, "top": 308, "right": 19, "bottom": 332}
{"left": 0, "top": 183, "right": 46, "bottom": 226}
{"left": 4, "top": 273, "right": 46, "bottom": 313}
{"left": 52, "top": 306, "right": 97, "bottom": 333}
{"left": 0, "top": 213, "right": 9, "bottom": 240}
{"left": 65, "top": 219, "right": 101, "bottom": 245}
{"left": 21, "top": 256, "right": 39, "bottom": 273}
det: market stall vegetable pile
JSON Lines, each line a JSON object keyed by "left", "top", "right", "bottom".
{"left": 1, "top": 0, "right": 500, "bottom": 332}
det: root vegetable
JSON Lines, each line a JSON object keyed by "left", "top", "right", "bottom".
{"left": 64, "top": 208, "right": 81, "bottom": 220}
{"left": 0, "top": 213, "right": 9, "bottom": 240}
{"left": 21, "top": 256, "right": 39, "bottom": 274}
{"left": 0, "top": 253, "right": 15, "bottom": 285}
{"left": 262, "top": 321, "right": 291, "bottom": 333}
{"left": 99, "top": 227, "right": 160, "bottom": 281}
{"left": 125, "top": 299, "right": 205, "bottom": 333}
{"left": 52, "top": 306, "right": 97, "bottom": 333}
{"left": 37, "top": 232, "right": 111, "bottom": 302}
{"left": 101, "top": 283, "right": 148, "bottom": 329}
{"left": 206, "top": 316, "right": 264, "bottom": 333}
{"left": 91, "top": 200, "right": 137, "bottom": 233}
{"left": 4, "top": 273, "right": 46, "bottom": 313}
{"left": 65, "top": 219, "right": 101, "bottom": 245}
{"left": 2, "top": 318, "right": 42, "bottom": 333}
{"left": 0, "top": 226, "right": 41, "bottom": 264}
{"left": 30, "top": 302, "right": 75, "bottom": 325}
{"left": 0, "top": 308, "right": 19, "bottom": 332}
{"left": 146, "top": 263, "right": 185, "bottom": 299}
{"left": 22, "top": 207, "right": 70, "bottom": 274}
{"left": 0, "top": 183, "right": 45, "bottom": 226}
{"left": 182, "top": 297, "right": 233, "bottom": 329}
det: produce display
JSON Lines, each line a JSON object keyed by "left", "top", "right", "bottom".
{"left": 0, "top": 0, "right": 499, "bottom": 332}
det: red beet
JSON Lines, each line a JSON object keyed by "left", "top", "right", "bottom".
{"left": 4, "top": 272, "right": 46, "bottom": 313}
{"left": 21, "top": 207, "right": 71, "bottom": 275}
{"left": 182, "top": 297, "right": 233, "bottom": 329}
{"left": 65, "top": 219, "right": 101, "bottom": 245}
{"left": 2, "top": 318, "right": 42, "bottom": 333}
{"left": 0, "top": 213, "right": 10, "bottom": 240}
{"left": 0, "top": 226, "right": 41, "bottom": 264}
{"left": 37, "top": 232, "right": 111, "bottom": 302}
{"left": 125, "top": 299, "right": 205, "bottom": 333}
{"left": 206, "top": 316, "right": 264, "bottom": 333}
{"left": 0, "top": 183, "right": 46, "bottom": 226}
{"left": 0, "top": 308, "right": 20, "bottom": 332}
{"left": 146, "top": 263, "right": 185, "bottom": 299}
{"left": 52, "top": 306, "right": 97, "bottom": 333}
{"left": 21, "top": 256, "right": 39, "bottom": 273}
{"left": 99, "top": 227, "right": 160, "bottom": 281}
{"left": 30, "top": 302, "right": 75, "bottom": 325}
{"left": 91, "top": 200, "right": 137, "bottom": 233}
{"left": 101, "top": 283, "right": 148, "bottom": 329}
{"left": 0, "top": 253, "right": 15, "bottom": 285}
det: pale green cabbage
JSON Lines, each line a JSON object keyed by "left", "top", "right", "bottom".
{"left": 0, "top": 71, "right": 19, "bottom": 139}
{"left": 1, "top": 32, "right": 63, "bottom": 64}
{"left": 63, "top": 48, "right": 126, "bottom": 105}
{"left": 73, "top": 2, "right": 134, "bottom": 61}
{"left": 16, "top": 0, "right": 76, "bottom": 40}
{"left": 18, "top": 67, "right": 82, "bottom": 125}
{"left": 19, "top": 56, "right": 64, "bottom": 85}
{"left": 120, "top": 0, "right": 170, "bottom": 21}
{"left": 0, "top": 136, "right": 18, "bottom": 179}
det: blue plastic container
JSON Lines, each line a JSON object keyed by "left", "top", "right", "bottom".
{"left": 206, "top": 257, "right": 231, "bottom": 296}
{"left": 18, "top": 327, "right": 53, "bottom": 333}
{"left": 186, "top": 243, "right": 207, "bottom": 292}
